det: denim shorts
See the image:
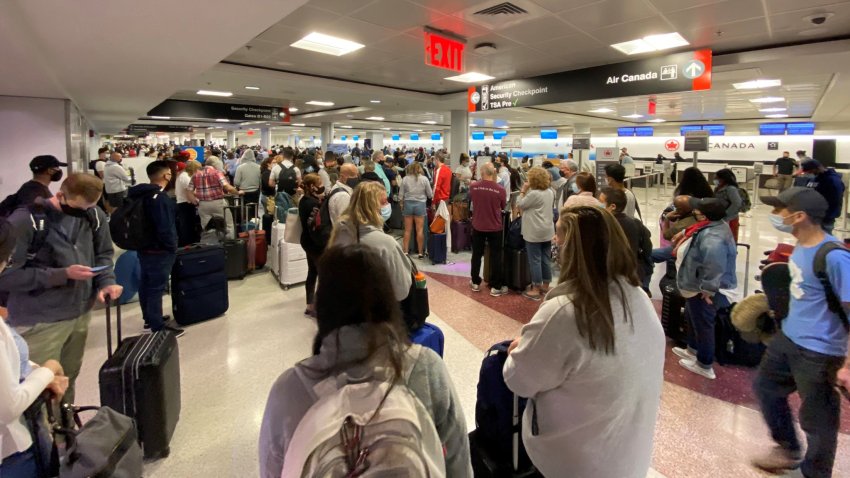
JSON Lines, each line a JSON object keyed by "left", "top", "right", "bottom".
{"left": 403, "top": 200, "right": 426, "bottom": 217}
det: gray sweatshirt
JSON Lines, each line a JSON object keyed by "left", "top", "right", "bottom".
{"left": 258, "top": 325, "right": 472, "bottom": 478}
{"left": 0, "top": 199, "right": 116, "bottom": 327}
{"left": 517, "top": 188, "right": 555, "bottom": 243}
{"left": 400, "top": 174, "right": 433, "bottom": 203}
{"left": 330, "top": 223, "right": 412, "bottom": 301}
{"left": 234, "top": 157, "right": 262, "bottom": 192}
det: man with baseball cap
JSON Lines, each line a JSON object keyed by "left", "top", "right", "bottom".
{"left": 752, "top": 187, "right": 850, "bottom": 477}
{"left": 794, "top": 160, "right": 845, "bottom": 233}
{"left": 0, "top": 155, "right": 67, "bottom": 217}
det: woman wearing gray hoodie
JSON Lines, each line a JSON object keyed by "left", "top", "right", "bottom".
{"left": 234, "top": 149, "right": 262, "bottom": 206}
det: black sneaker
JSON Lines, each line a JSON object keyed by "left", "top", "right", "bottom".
{"left": 143, "top": 322, "right": 151, "bottom": 330}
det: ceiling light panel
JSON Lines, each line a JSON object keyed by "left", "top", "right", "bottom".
{"left": 765, "top": 114, "right": 789, "bottom": 118}
{"left": 444, "top": 72, "right": 495, "bottom": 83}
{"left": 291, "top": 32, "right": 364, "bottom": 56}
{"left": 150, "top": 116, "right": 171, "bottom": 120}
{"left": 611, "top": 32, "right": 689, "bottom": 55}
{"left": 759, "top": 107, "right": 787, "bottom": 112}
{"left": 733, "top": 79, "right": 781, "bottom": 90}
{"left": 215, "top": 119, "right": 230, "bottom": 122}
{"left": 622, "top": 114, "right": 643, "bottom": 119}
{"left": 749, "top": 97, "right": 785, "bottom": 104}
{"left": 197, "top": 90, "right": 233, "bottom": 97}
{"left": 366, "top": 116, "right": 385, "bottom": 121}
{"left": 588, "top": 108, "right": 614, "bottom": 113}
{"left": 244, "top": 86, "right": 260, "bottom": 90}
{"left": 306, "top": 101, "right": 334, "bottom": 106}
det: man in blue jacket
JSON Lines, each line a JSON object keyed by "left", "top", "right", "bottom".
{"left": 129, "top": 161, "right": 183, "bottom": 336}
{"left": 798, "top": 160, "right": 845, "bottom": 234}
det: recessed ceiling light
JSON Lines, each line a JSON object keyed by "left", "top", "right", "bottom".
{"left": 415, "top": 129, "right": 424, "bottom": 132}
{"left": 611, "top": 32, "right": 688, "bottom": 55}
{"left": 765, "top": 114, "right": 789, "bottom": 118}
{"left": 340, "top": 125, "right": 352, "bottom": 129}
{"left": 648, "top": 118, "right": 666, "bottom": 123}
{"left": 370, "top": 100, "right": 381, "bottom": 104}
{"left": 191, "top": 125, "right": 200, "bottom": 127}
{"left": 422, "top": 120, "right": 437, "bottom": 125}
{"left": 366, "top": 116, "right": 385, "bottom": 121}
{"left": 622, "top": 114, "right": 643, "bottom": 119}
{"left": 288, "top": 107, "right": 298, "bottom": 112}
{"left": 733, "top": 79, "right": 781, "bottom": 90}
{"left": 380, "top": 127, "right": 391, "bottom": 130}
{"left": 759, "top": 107, "right": 787, "bottom": 113}
{"left": 291, "top": 32, "right": 364, "bottom": 56}
{"left": 468, "top": 123, "right": 476, "bottom": 127}
{"left": 306, "top": 100, "right": 334, "bottom": 106}
{"left": 588, "top": 108, "right": 614, "bottom": 114}
{"left": 750, "top": 97, "right": 785, "bottom": 104}
{"left": 150, "top": 116, "right": 171, "bottom": 120}
{"left": 244, "top": 86, "right": 260, "bottom": 90}
{"left": 197, "top": 90, "right": 233, "bottom": 97}
{"left": 444, "top": 72, "right": 495, "bottom": 83}
{"left": 215, "top": 119, "right": 230, "bottom": 122}
{"left": 292, "top": 123, "right": 305, "bottom": 126}
{"left": 498, "top": 125, "right": 510, "bottom": 129}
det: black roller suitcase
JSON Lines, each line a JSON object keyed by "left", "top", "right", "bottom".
{"left": 99, "top": 300, "right": 181, "bottom": 459}
{"left": 223, "top": 239, "right": 249, "bottom": 280}
{"left": 506, "top": 248, "right": 531, "bottom": 291}
{"left": 172, "top": 244, "right": 229, "bottom": 325}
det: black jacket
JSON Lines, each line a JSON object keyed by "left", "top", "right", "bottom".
{"left": 615, "top": 213, "right": 653, "bottom": 281}
{"left": 129, "top": 184, "right": 177, "bottom": 252}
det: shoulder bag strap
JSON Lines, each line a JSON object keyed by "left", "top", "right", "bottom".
{"left": 814, "top": 242, "right": 850, "bottom": 332}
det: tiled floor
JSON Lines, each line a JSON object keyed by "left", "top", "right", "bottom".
{"left": 71, "top": 186, "right": 849, "bottom": 477}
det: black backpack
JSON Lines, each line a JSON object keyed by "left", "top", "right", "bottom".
{"left": 260, "top": 168, "right": 275, "bottom": 197}
{"left": 0, "top": 193, "right": 20, "bottom": 218}
{"left": 109, "top": 192, "right": 157, "bottom": 250}
{"left": 277, "top": 164, "right": 298, "bottom": 195}
{"left": 308, "top": 189, "right": 346, "bottom": 250}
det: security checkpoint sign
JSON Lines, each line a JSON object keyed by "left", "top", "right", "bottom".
{"left": 468, "top": 49, "right": 712, "bottom": 112}
{"left": 572, "top": 134, "right": 591, "bottom": 150}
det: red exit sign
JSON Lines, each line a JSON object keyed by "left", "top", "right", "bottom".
{"left": 424, "top": 32, "right": 464, "bottom": 73}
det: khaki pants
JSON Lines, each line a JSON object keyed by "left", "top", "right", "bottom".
{"left": 19, "top": 313, "right": 92, "bottom": 404}
{"left": 778, "top": 174, "right": 794, "bottom": 191}
{"left": 198, "top": 198, "right": 234, "bottom": 238}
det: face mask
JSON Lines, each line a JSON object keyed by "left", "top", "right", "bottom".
{"left": 315, "top": 186, "right": 325, "bottom": 196}
{"left": 380, "top": 203, "right": 392, "bottom": 222}
{"left": 570, "top": 183, "right": 580, "bottom": 194}
{"left": 60, "top": 202, "right": 90, "bottom": 218}
{"left": 769, "top": 213, "right": 794, "bottom": 233}
{"left": 713, "top": 179, "right": 720, "bottom": 187}
{"left": 346, "top": 178, "right": 360, "bottom": 189}
{"left": 50, "top": 170, "right": 63, "bottom": 182}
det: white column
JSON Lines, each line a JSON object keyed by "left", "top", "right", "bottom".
{"left": 442, "top": 129, "right": 450, "bottom": 153}
{"left": 449, "top": 110, "right": 468, "bottom": 168}
{"left": 261, "top": 128, "right": 271, "bottom": 150}
{"left": 321, "top": 122, "right": 334, "bottom": 149}
{"left": 226, "top": 130, "right": 236, "bottom": 149}
{"left": 204, "top": 131, "right": 212, "bottom": 146}
{"left": 370, "top": 132, "right": 384, "bottom": 152}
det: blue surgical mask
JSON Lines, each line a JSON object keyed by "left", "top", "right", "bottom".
{"left": 570, "top": 183, "right": 580, "bottom": 194}
{"left": 769, "top": 213, "right": 793, "bottom": 233}
{"left": 380, "top": 204, "right": 392, "bottom": 222}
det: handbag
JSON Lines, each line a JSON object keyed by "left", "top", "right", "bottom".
{"left": 400, "top": 257, "right": 430, "bottom": 333}
{"left": 284, "top": 207, "right": 302, "bottom": 244}
{"left": 429, "top": 214, "right": 446, "bottom": 234}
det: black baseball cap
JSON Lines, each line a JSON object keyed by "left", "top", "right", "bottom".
{"left": 801, "top": 159, "right": 822, "bottom": 172}
{"left": 760, "top": 187, "right": 828, "bottom": 220}
{"left": 29, "top": 155, "right": 67, "bottom": 172}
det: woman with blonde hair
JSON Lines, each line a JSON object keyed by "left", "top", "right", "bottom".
{"left": 517, "top": 167, "right": 555, "bottom": 300}
{"left": 504, "top": 206, "right": 664, "bottom": 478}
{"left": 400, "top": 161, "right": 433, "bottom": 258}
{"left": 330, "top": 181, "right": 412, "bottom": 302}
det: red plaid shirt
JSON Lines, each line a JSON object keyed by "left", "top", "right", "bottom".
{"left": 190, "top": 166, "right": 229, "bottom": 201}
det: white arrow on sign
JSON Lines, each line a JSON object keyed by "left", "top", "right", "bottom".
{"left": 683, "top": 60, "right": 705, "bottom": 79}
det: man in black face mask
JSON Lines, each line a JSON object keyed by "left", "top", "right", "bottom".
{"left": 0, "top": 173, "right": 121, "bottom": 403}
{"left": 328, "top": 163, "right": 360, "bottom": 227}
{"left": 0, "top": 155, "right": 66, "bottom": 218}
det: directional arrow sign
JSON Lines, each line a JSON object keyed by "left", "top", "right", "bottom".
{"left": 683, "top": 60, "right": 705, "bottom": 79}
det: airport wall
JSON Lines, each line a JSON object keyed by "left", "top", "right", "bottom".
{"left": 0, "top": 96, "right": 68, "bottom": 199}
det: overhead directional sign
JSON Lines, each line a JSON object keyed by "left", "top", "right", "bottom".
{"left": 684, "top": 130, "right": 710, "bottom": 152}
{"left": 148, "top": 100, "right": 289, "bottom": 122}
{"left": 468, "top": 49, "right": 712, "bottom": 112}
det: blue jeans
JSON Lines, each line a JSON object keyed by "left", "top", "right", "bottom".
{"left": 685, "top": 293, "right": 730, "bottom": 367}
{"left": 651, "top": 246, "right": 674, "bottom": 264}
{"left": 0, "top": 445, "right": 38, "bottom": 477}
{"left": 138, "top": 252, "right": 176, "bottom": 331}
{"left": 525, "top": 241, "right": 552, "bottom": 286}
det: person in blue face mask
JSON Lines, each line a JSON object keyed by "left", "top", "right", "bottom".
{"left": 752, "top": 187, "right": 850, "bottom": 478}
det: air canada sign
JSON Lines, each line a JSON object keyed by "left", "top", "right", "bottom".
{"left": 711, "top": 142, "right": 755, "bottom": 150}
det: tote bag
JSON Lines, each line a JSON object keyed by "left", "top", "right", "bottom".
{"left": 284, "top": 207, "right": 302, "bottom": 244}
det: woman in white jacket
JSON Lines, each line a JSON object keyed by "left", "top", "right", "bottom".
{"left": 0, "top": 219, "right": 69, "bottom": 475}
{"left": 504, "top": 206, "right": 665, "bottom": 478}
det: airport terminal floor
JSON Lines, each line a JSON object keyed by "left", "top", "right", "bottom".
{"left": 69, "top": 187, "right": 849, "bottom": 478}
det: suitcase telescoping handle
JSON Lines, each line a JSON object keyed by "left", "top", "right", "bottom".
{"left": 104, "top": 297, "right": 122, "bottom": 359}
{"left": 737, "top": 243, "right": 751, "bottom": 297}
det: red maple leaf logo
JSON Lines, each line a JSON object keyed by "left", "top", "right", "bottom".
{"left": 665, "top": 140, "right": 680, "bottom": 151}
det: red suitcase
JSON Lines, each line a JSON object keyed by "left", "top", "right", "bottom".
{"left": 239, "top": 230, "right": 267, "bottom": 270}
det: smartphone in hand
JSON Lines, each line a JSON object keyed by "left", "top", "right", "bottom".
{"left": 90, "top": 265, "right": 111, "bottom": 274}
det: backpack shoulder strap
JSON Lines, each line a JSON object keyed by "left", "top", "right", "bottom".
{"left": 813, "top": 241, "right": 850, "bottom": 331}
{"left": 26, "top": 205, "right": 51, "bottom": 260}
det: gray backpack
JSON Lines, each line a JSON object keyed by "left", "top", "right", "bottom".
{"left": 282, "top": 346, "right": 446, "bottom": 477}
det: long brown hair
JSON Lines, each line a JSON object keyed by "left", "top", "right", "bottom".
{"left": 549, "top": 206, "right": 639, "bottom": 354}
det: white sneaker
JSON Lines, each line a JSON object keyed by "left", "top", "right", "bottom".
{"left": 469, "top": 281, "right": 481, "bottom": 292}
{"left": 490, "top": 286, "right": 509, "bottom": 297}
{"left": 672, "top": 347, "right": 696, "bottom": 361}
{"left": 678, "top": 358, "right": 716, "bottom": 380}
